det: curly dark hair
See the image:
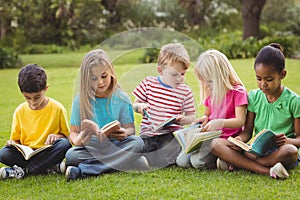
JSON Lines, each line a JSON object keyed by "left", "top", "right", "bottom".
{"left": 18, "top": 64, "right": 47, "bottom": 93}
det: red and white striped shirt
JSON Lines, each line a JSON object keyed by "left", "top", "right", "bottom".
{"left": 133, "top": 76, "right": 195, "bottom": 136}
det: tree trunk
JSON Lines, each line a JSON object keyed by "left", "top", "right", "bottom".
{"left": 241, "top": 0, "right": 266, "bottom": 40}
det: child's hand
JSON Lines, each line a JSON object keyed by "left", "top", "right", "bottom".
{"left": 174, "top": 115, "right": 183, "bottom": 125}
{"left": 6, "top": 140, "right": 16, "bottom": 146}
{"left": 78, "top": 130, "right": 92, "bottom": 145}
{"left": 45, "top": 134, "right": 60, "bottom": 145}
{"left": 202, "top": 119, "right": 224, "bottom": 132}
{"left": 274, "top": 133, "right": 287, "bottom": 146}
{"left": 228, "top": 136, "right": 244, "bottom": 151}
{"left": 192, "top": 115, "right": 208, "bottom": 126}
{"left": 134, "top": 103, "right": 148, "bottom": 114}
{"left": 109, "top": 127, "right": 127, "bottom": 141}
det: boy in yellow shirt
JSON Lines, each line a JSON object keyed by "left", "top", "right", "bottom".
{"left": 0, "top": 64, "right": 71, "bottom": 179}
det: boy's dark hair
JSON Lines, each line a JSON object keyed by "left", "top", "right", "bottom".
{"left": 254, "top": 43, "right": 285, "bottom": 73}
{"left": 18, "top": 64, "right": 47, "bottom": 93}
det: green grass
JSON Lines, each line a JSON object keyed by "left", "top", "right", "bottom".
{"left": 0, "top": 53, "right": 300, "bottom": 199}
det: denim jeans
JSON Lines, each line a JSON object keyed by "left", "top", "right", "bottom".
{"left": 65, "top": 135, "right": 144, "bottom": 177}
{"left": 0, "top": 138, "right": 71, "bottom": 174}
{"left": 141, "top": 133, "right": 181, "bottom": 168}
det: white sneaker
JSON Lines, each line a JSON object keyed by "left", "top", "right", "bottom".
{"left": 217, "top": 158, "right": 229, "bottom": 170}
{"left": 47, "top": 160, "right": 67, "bottom": 174}
{"left": 270, "top": 162, "right": 289, "bottom": 179}
{"left": 0, "top": 165, "right": 25, "bottom": 179}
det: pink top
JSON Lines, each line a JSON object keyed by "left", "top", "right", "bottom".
{"left": 204, "top": 85, "right": 248, "bottom": 139}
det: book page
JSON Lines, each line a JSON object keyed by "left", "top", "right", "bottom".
{"left": 185, "top": 130, "right": 221, "bottom": 153}
{"left": 12, "top": 144, "right": 52, "bottom": 160}
{"left": 101, "top": 120, "right": 121, "bottom": 135}
{"left": 228, "top": 137, "right": 251, "bottom": 151}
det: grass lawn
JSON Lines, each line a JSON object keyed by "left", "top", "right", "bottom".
{"left": 0, "top": 53, "right": 299, "bottom": 199}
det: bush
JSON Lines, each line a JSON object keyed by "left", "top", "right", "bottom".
{"left": 198, "top": 31, "right": 300, "bottom": 59}
{"left": 22, "top": 44, "right": 64, "bottom": 54}
{"left": 0, "top": 47, "right": 22, "bottom": 69}
{"left": 139, "top": 48, "right": 160, "bottom": 63}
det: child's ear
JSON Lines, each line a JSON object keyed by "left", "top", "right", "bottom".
{"left": 157, "top": 66, "right": 163, "bottom": 75}
{"left": 45, "top": 85, "right": 49, "bottom": 92}
{"left": 281, "top": 70, "right": 287, "bottom": 79}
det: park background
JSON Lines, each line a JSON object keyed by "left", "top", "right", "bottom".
{"left": 0, "top": 0, "right": 300, "bottom": 199}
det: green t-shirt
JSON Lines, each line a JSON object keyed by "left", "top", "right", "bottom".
{"left": 248, "top": 87, "right": 300, "bottom": 138}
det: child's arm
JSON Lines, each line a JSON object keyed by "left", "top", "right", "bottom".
{"left": 133, "top": 99, "right": 148, "bottom": 115}
{"left": 202, "top": 105, "right": 247, "bottom": 132}
{"left": 286, "top": 117, "right": 300, "bottom": 148}
{"left": 108, "top": 123, "right": 135, "bottom": 141}
{"left": 6, "top": 140, "right": 20, "bottom": 146}
{"left": 177, "top": 112, "right": 196, "bottom": 126}
{"left": 45, "top": 133, "right": 66, "bottom": 145}
{"left": 69, "top": 125, "right": 92, "bottom": 146}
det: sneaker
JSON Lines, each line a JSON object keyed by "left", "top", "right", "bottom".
{"left": 133, "top": 156, "right": 150, "bottom": 171}
{"left": 0, "top": 165, "right": 25, "bottom": 179}
{"left": 65, "top": 166, "right": 81, "bottom": 182}
{"left": 270, "top": 162, "right": 289, "bottom": 179}
{"left": 47, "top": 160, "right": 67, "bottom": 174}
{"left": 216, "top": 158, "right": 234, "bottom": 171}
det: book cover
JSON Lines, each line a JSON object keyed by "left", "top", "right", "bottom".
{"left": 81, "top": 119, "right": 121, "bottom": 137}
{"left": 155, "top": 117, "right": 176, "bottom": 132}
{"left": 173, "top": 125, "right": 221, "bottom": 153}
{"left": 11, "top": 143, "right": 52, "bottom": 160}
{"left": 228, "top": 129, "right": 277, "bottom": 157}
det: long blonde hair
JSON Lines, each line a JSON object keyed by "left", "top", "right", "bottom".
{"left": 194, "top": 49, "right": 243, "bottom": 107}
{"left": 79, "top": 49, "right": 118, "bottom": 120}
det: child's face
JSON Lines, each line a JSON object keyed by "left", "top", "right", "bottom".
{"left": 23, "top": 89, "right": 48, "bottom": 110}
{"left": 255, "top": 63, "right": 286, "bottom": 95}
{"left": 159, "top": 62, "right": 187, "bottom": 88}
{"left": 91, "top": 66, "right": 112, "bottom": 97}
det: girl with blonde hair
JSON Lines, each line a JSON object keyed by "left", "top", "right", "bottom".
{"left": 65, "top": 49, "right": 148, "bottom": 181}
{"left": 176, "top": 49, "right": 248, "bottom": 169}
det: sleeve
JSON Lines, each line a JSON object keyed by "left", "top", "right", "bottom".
{"left": 183, "top": 88, "right": 196, "bottom": 113}
{"left": 290, "top": 92, "right": 300, "bottom": 118}
{"left": 59, "top": 105, "right": 70, "bottom": 137}
{"left": 132, "top": 78, "right": 148, "bottom": 102}
{"left": 10, "top": 107, "right": 21, "bottom": 141}
{"left": 247, "top": 90, "right": 256, "bottom": 113}
{"left": 118, "top": 93, "right": 134, "bottom": 125}
{"left": 233, "top": 87, "right": 248, "bottom": 107}
{"left": 70, "top": 96, "right": 81, "bottom": 126}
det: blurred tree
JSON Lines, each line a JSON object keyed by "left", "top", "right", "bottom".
{"left": 240, "top": 0, "right": 266, "bottom": 40}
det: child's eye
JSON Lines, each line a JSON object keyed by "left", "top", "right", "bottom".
{"left": 101, "top": 74, "right": 108, "bottom": 79}
{"left": 34, "top": 96, "right": 40, "bottom": 100}
{"left": 91, "top": 76, "right": 98, "bottom": 81}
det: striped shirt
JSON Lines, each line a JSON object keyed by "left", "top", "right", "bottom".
{"left": 133, "top": 76, "right": 195, "bottom": 136}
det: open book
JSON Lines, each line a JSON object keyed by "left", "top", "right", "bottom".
{"left": 81, "top": 119, "right": 121, "bottom": 137}
{"left": 228, "top": 129, "right": 277, "bottom": 157}
{"left": 143, "top": 109, "right": 176, "bottom": 132}
{"left": 155, "top": 117, "right": 177, "bottom": 131}
{"left": 173, "top": 125, "right": 221, "bottom": 153}
{"left": 11, "top": 143, "right": 52, "bottom": 160}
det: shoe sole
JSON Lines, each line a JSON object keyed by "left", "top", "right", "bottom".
{"left": 65, "top": 166, "right": 72, "bottom": 182}
{"left": 0, "top": 167, "right": 6, "bottom": 179}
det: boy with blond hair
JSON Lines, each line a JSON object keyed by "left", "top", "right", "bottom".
{"left": 133, "top": 43, "right": 196, "bottom": 168}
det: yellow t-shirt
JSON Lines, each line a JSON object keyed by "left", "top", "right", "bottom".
{"left": 10, "top": 97, "right": 70, "bottom": 149}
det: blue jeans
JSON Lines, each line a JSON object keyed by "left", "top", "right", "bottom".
{"left": 141, "top": 133, "right": 181, "bottom": 168}
{"left": 65, "top": 135, "right": 144, "bottom": 177}
{"left": 0, "top": 138, "right": 71, "bottom": 174}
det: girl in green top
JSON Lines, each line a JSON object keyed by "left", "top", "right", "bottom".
{"left": 211, "top": 43, "right": 300, "bottom": 179}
